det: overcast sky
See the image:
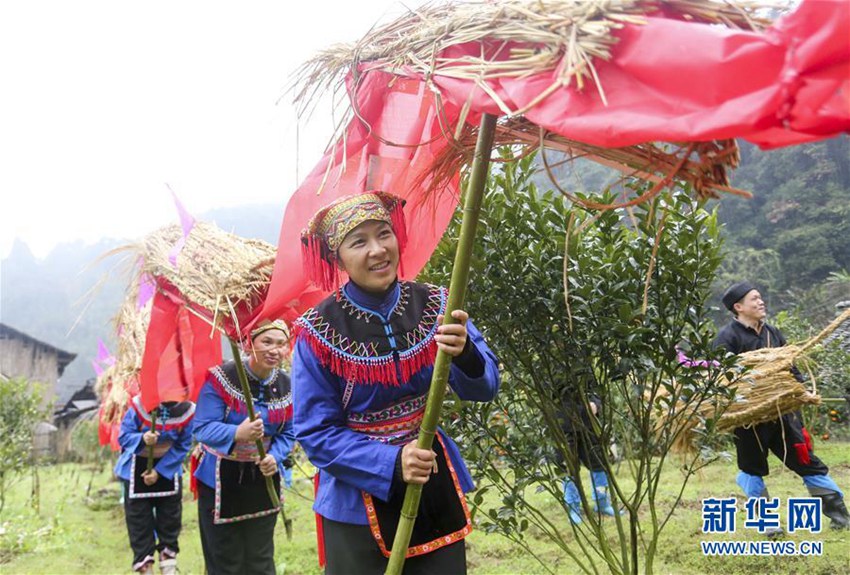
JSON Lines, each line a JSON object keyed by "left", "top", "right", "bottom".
{"left": 0, "top": 0, "right": 426, "bottom": 259}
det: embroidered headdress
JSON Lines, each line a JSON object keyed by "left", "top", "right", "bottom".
{"left": 300, "top": 191, "right": 408, "bottom": 291}
{"left": 250, "top": 318, "right": 288, "bottom": 340}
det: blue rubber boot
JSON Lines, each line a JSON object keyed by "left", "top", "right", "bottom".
{"left": 563, "top": 479, "right": 583, "bottom": 524}
{"left": 738, "top": 473, "right": 783, "bottom": 538}
{"left": 591, "top": 470, "right": 621, "bottom": 516}
{"left": 804, "top": 475, "right": 850, "bottom": 530}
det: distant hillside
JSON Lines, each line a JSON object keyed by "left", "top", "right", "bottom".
{"left": 4, "top": 136, "right": 848, "bottom": 404}
{"left": 535, "top": 136, "right": 850, "bottom": 321}
{"left": 0, "top": 203, "right": 282, "bottom": 404}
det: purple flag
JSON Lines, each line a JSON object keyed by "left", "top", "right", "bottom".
{"left": 167, "top": 184, "right": 196, "bottom": 267}
{"left": 97, "top": 339, "right": 115, "bottom": 366}
{"left": 137, "top": 272, "right": 155, "bottom": 310}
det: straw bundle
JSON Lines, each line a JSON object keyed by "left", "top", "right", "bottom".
{"left": 659, "top": 309, "right": 850, "bottom": 453}
{"left": 294, "top": 0, "right": 765, "bottom": 204}
{"left": 427, "top": 120, "right": 746, "bottom": 205}
{"left": 94, "top": 276, "right": 152, "bottom": 424}
{"left": 136, "top": 223, "right": 276, "bottom": 329}
{"left": 113, "top": 286, "right": 153, "bottom": 386}
{"left": 295, "top": 0, "right": 769, "bottom": 112}
{"left": 96, "top": 221, "right": 276, "bottom": 422}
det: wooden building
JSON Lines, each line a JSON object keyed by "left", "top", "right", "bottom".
{"left": 0, "top": 322, "right": 77, "bottom": 405}
{"left": 0, "top": 322, "right": 77, "bottom": 457}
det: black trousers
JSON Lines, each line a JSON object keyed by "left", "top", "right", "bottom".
{"left": 122, "top": 479, "right": 182, "bottom": 568}
{"left": 197, "top": 482, "right": 277, "bottom": 575}
{"left": 566, "top": 427, "right": 607, "bottom": 473}
{"left": 734, "top": 411, "right": 829, "bottom": 477}
{"left": 559, "top": 403, "right": 607, "bottom": 475}
{"left": 322, "top": 516, "right": 466, "bottom": 575}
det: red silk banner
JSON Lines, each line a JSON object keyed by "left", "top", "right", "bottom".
{"left": 97, "top": 402, "right": 112, "bottom": 446}
{"left": 139, "top": 290, "right": 222, "bottom": 412}
{"left": 252, "top": 0, "right": 848, "bottom": 328}
{"left": 427, "top": 0, "right": 849, "bottom": 148}
{"left": 97, "top": 401, "right": 123, "bottom": 451}
{"left": 254, "top": 73, "right": 462, "bottom": 327}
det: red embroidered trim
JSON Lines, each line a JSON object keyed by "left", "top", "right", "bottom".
{"left": 208, "top": 370, "right": 293, "bottom": 424}
{"left": 802, "top": 426, "right": 813, "bottom": 451}
{"left": 293, "top": 323, "right": 437, "bottom": 387}
{"left": 315, "top": 474, "right": 326, "bottom": 568}
{"left": 190, "top": 450, "right": 201, "bottom": 500}
{"left": 362, "top": 434, "right": 472, "bottom": 559}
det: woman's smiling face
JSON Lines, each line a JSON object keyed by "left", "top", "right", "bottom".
{"left": 336, "top": 219, "right": 399, "bottom": 293}
{"left": 248, "top": 328, "right": 287, "bottom": 374}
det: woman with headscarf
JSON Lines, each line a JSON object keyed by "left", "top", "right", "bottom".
{"left": 193, "top": 320, "right": 294, "bottom": 574}
{"left": 115, "top": 396, "right": 194, "bottom": 575}
{"left": 292, "top": 191, "right": 500, "bottom": 573}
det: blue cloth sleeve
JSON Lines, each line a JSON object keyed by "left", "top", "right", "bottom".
{"left": 448, "top": 319, "right": 500, "bottom": 402}
{"left": 193, "top": 381, "right": 237, "bottom": 453}
{"left": 292, "top": 338, "right": 400, "bottom": 502}
{"left": 118, "top": 408, "right": 145, "bottom": 454}
{"left": 268, "top": 419, "right": 295, "bottom": 474}
{"left": 154, "top": 422, "right": 193, "bottom": 479}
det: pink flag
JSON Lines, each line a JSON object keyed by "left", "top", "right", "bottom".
{"left": 167, "top": 185, "right": 197, "bottom": 267}
{"left": 96, "top": 339, "right": 115, "bottom": 366}
{"left": 137, "top": 272, "right": 156, "bottom": 310}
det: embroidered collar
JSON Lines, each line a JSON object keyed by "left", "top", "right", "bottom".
{"left": 344, "top": 280, "right": 400, "bottom": 318}
{"left": 208, "top": 361, "right": 293, "bottom": 424}
{"left": 130, "top": 396, "right": 195, "bottom": 431}
{"left": 294, "top": 281, "right": 446, "bottom": 387}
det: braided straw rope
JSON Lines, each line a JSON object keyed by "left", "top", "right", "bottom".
{"left": 97, "top": 222, "right": 277, "bottom": 422}
{"left": 659, "top": 309, "right": 850, "bottom": 453}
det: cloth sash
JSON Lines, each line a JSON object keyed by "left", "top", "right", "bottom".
{"left": 149, "top": 441, "right": 173, "bottom": 458}
{"left": 347, "top": 394, "right": 472, "bottom": 558}
{"left": 129, "top": 455, "right": 180, "bottom": 499}
{"left": 202, "top": 438, "right": 272, "bottom": 462}
{"left": 346, "top": 394, "right": 427, "bottom": 446}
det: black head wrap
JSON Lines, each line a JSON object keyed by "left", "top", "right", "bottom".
{"left": 722, "top": 281, "right": 756, "bottom": 311}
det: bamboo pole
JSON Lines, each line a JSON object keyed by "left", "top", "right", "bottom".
{"left": 146, "top": 409, "right": 158, "bottom": 473}
{"left": 385, "top": 112, "right": 498, "bottom": 574}
{"left": 228, "top": 339, "right": 293, "bottom": 540}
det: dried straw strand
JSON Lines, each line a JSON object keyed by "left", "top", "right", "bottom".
{"left": 658, "top": 309, "right": 850, "bottom": 453}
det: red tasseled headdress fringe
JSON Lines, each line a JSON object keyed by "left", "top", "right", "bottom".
{"left": 300, "top": 191, "right": 409, "bottom": 292}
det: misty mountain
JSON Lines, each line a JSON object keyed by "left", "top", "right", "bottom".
{"left": 0, "top": 203, "right": 282, "bottom": 404}
{"left": 3, "top": 136, "right": 848, "bottom": 406}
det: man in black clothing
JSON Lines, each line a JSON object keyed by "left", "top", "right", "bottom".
{"left": 557, "top": 395, "right": 620, "bottom": 524}
{"left": 714, "top": 281, "right": 850, "bottom": 530}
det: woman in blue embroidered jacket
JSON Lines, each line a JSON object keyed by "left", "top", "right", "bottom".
{"left": 115, "top": 396, "right": 194, "bottom": 575}
{"left": 292, "top": 191, "right": 500, "bottom": 574}
{"left": 193, "top": 320, "right": 295, "bottom": 575}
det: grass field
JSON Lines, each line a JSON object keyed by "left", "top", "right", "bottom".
{"left": 1, "top": 442, "right": 848, "bottom": 574}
